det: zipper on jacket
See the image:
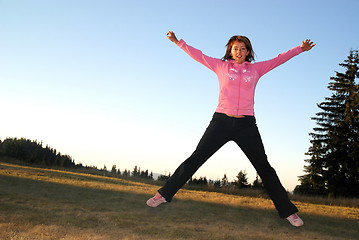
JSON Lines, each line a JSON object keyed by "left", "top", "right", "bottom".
{"left": 236, "top": 66, "right": 242, "bottom": 115}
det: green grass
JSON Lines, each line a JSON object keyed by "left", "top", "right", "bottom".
{"left": 0, "top": 161, "right": 358, "bottom": 240}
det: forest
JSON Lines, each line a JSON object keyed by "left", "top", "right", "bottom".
{"left": 0, "top": 137, "right": 263, "bottom": 194}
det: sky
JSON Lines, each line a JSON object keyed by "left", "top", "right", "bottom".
{"left": 1, "top": 0, "right": 358, "bottom": 191}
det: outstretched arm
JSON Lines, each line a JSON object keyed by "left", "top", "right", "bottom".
{"left": 257, "top": 40, "right": 316, "bottom": 77}
{"left": 166, "top": 31, "right": 179, "bottom": 44}
{"left": 165, "top": 31, "right": 221, "bottom": 72}
{"left": 301, "top": 39, "right": 316, "bottom": 51}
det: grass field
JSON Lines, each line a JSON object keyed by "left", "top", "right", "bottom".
{"left": 1, "top": 162, "right": 358, "bottom": 240}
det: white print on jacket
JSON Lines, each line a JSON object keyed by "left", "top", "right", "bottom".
{"left": 228, "top": 68, "right": 238, "bottom": 81}
{"left": 227, "top": 68, "right": 253, "bottom": 83}
{"left": 242, "top": 69, "right": 252, "bottom": 83}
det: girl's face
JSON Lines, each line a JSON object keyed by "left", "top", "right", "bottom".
{"left": 231, "top": 41, "right": 249, "bottom": 64}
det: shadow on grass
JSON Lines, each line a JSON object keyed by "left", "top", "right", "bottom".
{"left": 0, "top": 172, "right": 358, "bottom": 240}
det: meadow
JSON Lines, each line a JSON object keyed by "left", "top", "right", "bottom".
{"left": 0, "top": 161, "right": 358, "bottom": 240}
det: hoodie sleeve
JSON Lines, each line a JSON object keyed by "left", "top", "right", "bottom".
{"left": 255, "top": 46, "right": 303, "bottom": 77}
{"left": 177, "top": 39, "right": 222, "bottom": 72}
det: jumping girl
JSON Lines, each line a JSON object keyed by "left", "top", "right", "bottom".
{"left": 147, "top": 31, "right": 315, "bottom": 227}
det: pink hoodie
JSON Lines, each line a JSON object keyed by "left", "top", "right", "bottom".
{"left": 177, "top": 39, "right": 303, "bottom": 116}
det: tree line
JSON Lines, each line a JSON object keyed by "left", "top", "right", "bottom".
{"left": 0, "top": 137, "right": 262, "bottom": 192}
{"left": 108, "top": 165, "right": 264, "bottom": 191}
{"left": 0, "top": 138, "right": 75, "bottom": 168}
{"left": 96, "top": 164, "right": 263, "bottom": 191}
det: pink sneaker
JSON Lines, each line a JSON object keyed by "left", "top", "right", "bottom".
{"left": 286, "top": 213, "right": 304, "bottom": 227}
{"left": 146, "top": 193, "right": 167, "bottom": 207}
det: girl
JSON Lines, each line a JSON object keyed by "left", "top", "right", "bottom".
{"left": 147, "top": 31, "right": 315, "bottom": 227}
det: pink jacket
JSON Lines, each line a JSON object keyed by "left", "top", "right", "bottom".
{"left": 177, "top": 39, "right": 303, "bottom": 116}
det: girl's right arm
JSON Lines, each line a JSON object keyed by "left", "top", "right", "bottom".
{"left": 166, "top": 31, "right": 221, "bottom": 72}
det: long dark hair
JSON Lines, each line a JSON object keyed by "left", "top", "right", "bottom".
{"left": 222, "top": 35, "right": 255, "bottom": 62}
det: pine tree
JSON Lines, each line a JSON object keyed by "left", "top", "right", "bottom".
{"left": 122, "top": 169, "right": 129, "bottom": 177}
{"left": 235, "top": 170, "right": 249, "bottom": 188}
{"left": 132, "top": 166, "right": 139, "bottom": 177}
{"left": 296, "top": 50, "right": 359, "bottom": 197}
{"left": 221, "top": 174, "right": 229, "bottom": 187}
{"left": 111, "top": 165, "right": 117, "bottom": 174}
{"left": 252, "top": 173, "right": 264, "bottom": 189}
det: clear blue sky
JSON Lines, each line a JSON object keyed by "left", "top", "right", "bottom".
{"left": 1, "top": 0, "right": 358, "bottom": 191}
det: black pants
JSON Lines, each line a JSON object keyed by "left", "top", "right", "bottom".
{"left": 158, "top": 112, "right": 298, "bottom": 218}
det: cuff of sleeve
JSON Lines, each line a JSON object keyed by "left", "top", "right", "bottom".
{"left": 297, "top": 45, "right": 303, "bottom": 53}
{"left": 177, "top": 39, "right": 185, "bottom": 47}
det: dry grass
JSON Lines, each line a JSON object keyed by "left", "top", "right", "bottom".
{"left": 0, "top": 161, "right": 358, "bottom": 240}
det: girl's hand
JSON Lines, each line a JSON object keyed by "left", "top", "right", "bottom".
{"left": 166, "top": 31, "right": 179, "bottom": 44}
{"left": 301, "top": 39, "right": 316, "bottom": 51}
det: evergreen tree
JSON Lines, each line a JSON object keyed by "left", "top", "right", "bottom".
{"left": 122, "top": 169, "right": 130, "bottom": 177}
{"left": 157, "top": 172, "right": 171, "bottom": 181}
{"left": 111, "top": 165, "right": 117, "bottom": 174}
{"left": 235, "top": 170, "right": 249, "bottom": 188}
{"left": 140, "top": 169, "right": 149, "bottom": 178}
{"left": 296, "top": 50, "right": 359, "bottom": 197}
{"left": 221, "top": 174, "right": 229, "bottom": 187}
{"left": 252, "top": 173, "right": 264, "bottom": 189}
{"left": 188, "top": 176, "right": 208, "bottom": 186}
{"left": 132, "top": 166, "right": 139, "bottom": 177}
{"left": 213, "top": 179, "right": 221, "bottom": 188}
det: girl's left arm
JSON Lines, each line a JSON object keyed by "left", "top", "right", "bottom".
{"left": 256, "top": 39, "right": 316, "bottom": 77}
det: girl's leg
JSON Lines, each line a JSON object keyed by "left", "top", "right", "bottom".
{"left": 233, "top": 117, "right": 298, "bottom": 218}
{"left": 158, "top": 113, "right": 231, "bottom": 202}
